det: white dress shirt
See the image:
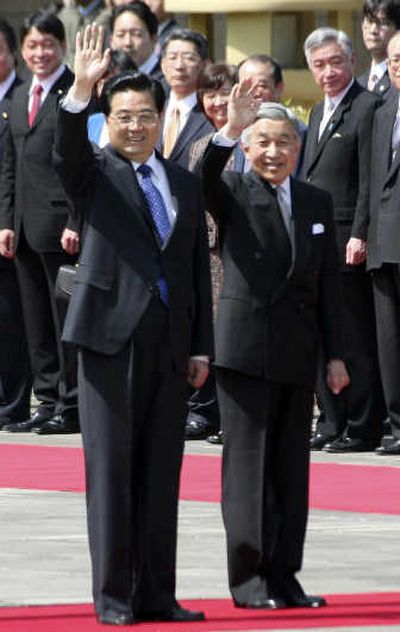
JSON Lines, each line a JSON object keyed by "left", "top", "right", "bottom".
{"left": 28, "top": 64, "right": 66, "bottom": 111}
{"left": 163, "top": 92, "right": 197, "bottom": 142}
{"left": 319, "top": 78, "right": 354, "bottom": 139}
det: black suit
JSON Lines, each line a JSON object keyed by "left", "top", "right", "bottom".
{"left": 157, "top": 101, "right": 214, "bottom": 169}
{"left": 202, "top": 141, "right": 342, "bottom": 604}
{"left": 0, "top": 75, "right": 32, "bottom": 421}
{"left": 368, "top": 90, "right": 400, "bottom": 438}
{"left": 54, "top": 106, "right": 213, "bottom": 618}
{"left": 302, "top": 80, "right": 385, "bottom": 442}
{"left": 358, "top": 68, "right": 393, "bottom": 99}
{"left": 0, "top": 67, "right": 78, "bottom": 422}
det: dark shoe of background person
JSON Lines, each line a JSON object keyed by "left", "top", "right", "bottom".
{"left": 271, "top": 576, "right": 326, "bottom": 608}
{"left": 185, "top": 419, "right": 214, "bottom": 440}
{"left": 33, "top": 415, "right": 80, "bottom": 435}
{"left": 3, "top": 409, "right": 54, "bottom": 433}
{"left": 323, "top": 436, "right": 380, "bottom": 453}
{"left": 375, "top": 438, "right": 400, "bottom": 455}
{"left": 137, "top": 603, "right": 205, "bottom": 622}
{"left": 234, "top": 596, "right": 286, "bottom": 609}
{"left": 0, "top": 417, "right": 11, "bottom": 430}
{"left": 310, "top": 432, "right": 335, "bottom": 451}
{"left": 97, "top": 611, "right": 135, "bottom": 625}
{"left": 207, "top": 430, "right": 223, "bottom": 444}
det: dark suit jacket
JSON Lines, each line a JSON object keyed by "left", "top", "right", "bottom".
{"left": 0, "top": 74, "right": 22, "bottom": 271}
{"left": 368, "top": 90, "right": 400, "bottom": 269}
{"left": 202, "top": 142, "right": 342, "bottom": 385}
{"left": 302, "top": 81, "right": 381, "bottom": 264}
{"left": 0, "top": 67, "right": 75, "bottom": 253}
{"left": 157, "top": 101, "right": 214, "bottom": 169}
{"left": 54, "top": 107, "right": 213, "bottom": 371}
{"left": 358, "top": 68, "right": 392, "bottom": 99}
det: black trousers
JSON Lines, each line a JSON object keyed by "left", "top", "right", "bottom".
{"left": 0, "top": 264, "right": 32, "bottom": 421}
{"left": 316, "top": 266, "right": 385, "bottom": 441}
{"left": 216, "top": 367, "right": 313, "bottom": 606}
{"left": 15, "top": 232, "right": 78, "bottom": 418}
{"left": 78, "top": 299, "right": 188, "bottom": 618}
{"left": 372, "top": 264, "right": 400, "bottom": 438}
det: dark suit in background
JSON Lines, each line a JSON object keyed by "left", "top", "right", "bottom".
{"left": 368, "top": 89, "right": 400, "bottom": 449}
{"left": 0, "top": 74, "right": 32, "bottom": 423}
{"left": 358, "top": 68, "right": 392, "bottom": 98}
{"left": 0, "top": 67, "right": 78, "bottom": 428}
{"left": 202, "top": 138, "right": 343, "bottom": 606}
{"left": 302, "top": 80, "right": 385, "bottom": 446}
{"left": 55, "top": 103, "right": 213, "bottom": 619}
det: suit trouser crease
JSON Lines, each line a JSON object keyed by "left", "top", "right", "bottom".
{"left": 216, "top": 367, "right": 313, "bottom": 604}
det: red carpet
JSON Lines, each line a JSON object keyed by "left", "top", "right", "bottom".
{"left": 0, "top": 444, "right": 400, "bottom": 514}
{"left": 1, "top": 594, "right": 400, "bottom": 630}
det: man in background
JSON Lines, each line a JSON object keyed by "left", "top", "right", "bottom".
{"left": 58, "top": 0, "right": 111, "bottom": 68}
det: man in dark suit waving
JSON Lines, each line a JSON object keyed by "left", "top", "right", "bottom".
{"left": 202, "top": 82, "right": 349, "bottom": 609}
{"left": 54, "top": 24, "right": 212, "bottom": 626}
{"left": 302, "top": 27, "right": 385, "bottom": 452}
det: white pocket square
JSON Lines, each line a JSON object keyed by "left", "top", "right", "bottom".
{"left": 312, "top": 223, "right": 324, "bottom": 235}
{"left": 332, "top": 133, "right": 342, "bottom": 139}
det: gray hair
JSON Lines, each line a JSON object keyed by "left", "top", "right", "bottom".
{"left": 304, "top": 27, "right": 353, "bottom": 67}
{"left": 241, "top": 102, "right": 300, "bottom": 146}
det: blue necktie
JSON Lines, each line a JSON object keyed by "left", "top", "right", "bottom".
{"left": 137, "top": 163, "right": 171, "bottom": 305}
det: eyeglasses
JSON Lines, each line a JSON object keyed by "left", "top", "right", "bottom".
{"left": 109, "top": 112, "right": 159, "bottom": 127}
{"left": 363, "top": 15, "right": 394, "bottom": 30}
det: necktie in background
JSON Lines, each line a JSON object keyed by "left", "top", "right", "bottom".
{"left": 137, "top": 163, "right": 171, "bottom": 305}
{"left": 368, "top": 73, "right": 378, "bottom": 92}
{"left": 318, "top": 97, "right": 334, "bottom": 140}
{"left": 28, "top": 84, "right": 43, "bottom": 127}
{"left": 163, "top": 107, "right": 180, "bottom": 158}
{"left": 391, "top": 111, "right": 400, "bottom": 162}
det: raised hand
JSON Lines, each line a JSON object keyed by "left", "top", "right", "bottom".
{"left": 220, "top": 77, "right": 260, "bottom": 140}
{"left": 71, "top": 23, "right": 111, "bottom": 101}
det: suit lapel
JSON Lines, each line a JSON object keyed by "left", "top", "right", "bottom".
{"left": 381, "top": 94, "right": 399, "bottom": 185}
{"left": 169, "top": 106, "right": 206, "bottom": 161}
{"left": 30, "top": 67, "right": 73, "bottom": 130}
{"left": 289, "top": 179, "right": 311, "bottom": 282}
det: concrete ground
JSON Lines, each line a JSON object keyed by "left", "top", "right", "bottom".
{"left": 0, "top": 432, "right": 399, "bottom": 631}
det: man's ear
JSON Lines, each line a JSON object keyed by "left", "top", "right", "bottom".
{"left": 241, "top": 140, "right": 250, "bottom": 157}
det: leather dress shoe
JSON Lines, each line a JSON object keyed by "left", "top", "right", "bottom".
{"left": 137, "top": 603, "right": 205, "bottom": 622}
{"left": 185, "top": 419, "right": 214, "bottom": 440}
{"left": 4, "top": 409, "right": 54, "bottom": 433}
{"left": 235, "top": 597, "right": 285, "bottom": 609}
{"left": 207, "top": 430, "right": 223, "bottom": 444}
{"left": 376, "top": 438, "right": 400, "bottom": 455}
{"left": 271, "top": 577, "right": 326, "bottom": 609}
{"left": 33, "top": 415, "right": 80, "bottom": 435}
{"left": 323, "top": 436, "right": 379, "bottom": 453}
{"left": 97, "top": 612, "right": 135, "bottom": 625}
{"left": 310, "top": 433, "right": 335, "bottom": 451}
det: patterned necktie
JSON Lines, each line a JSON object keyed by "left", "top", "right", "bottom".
{"left": 163, "top": 107, "right": 180, "bottom": 158}
{"left": 276, "top": 184, "right": 292, "bottom": 236}
{"left": 318, "top": 97, "right": 334, "bottom": 140}
{"left": 137, "top": 163, "right": 171, "bottom": 305}
{"left": 29, "top": 84, "right": 43, "bottom": 127}
{"left": 391, "top": 111, "right": 400, "bottom": 162}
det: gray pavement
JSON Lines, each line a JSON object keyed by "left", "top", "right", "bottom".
{"left": 0, "top": 432, "right": 400, "bottom": 630}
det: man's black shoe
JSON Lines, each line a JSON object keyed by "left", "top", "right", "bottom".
{"left": 376, "top": 438, "right": 400, "bottom": 455}
{"left": 33, "top": 415, "right": 80, "bottom": 435}
{"left": 271, "top": 577, "right": 326, "bottom": 608}
{"left": 4, "top": 409, "right": 54, "bottom": 433}
{"left": 234, "top": 597, "right": 285, "bottom": 609}
{"left": 323, "top": 436, "right": 379, "bottom": 453}
{"left": 137, "top": 604, "right": 205, "bottom": 622}
{"left": 185, "top": 419, "right": 214, "bottom": 440}
{"left": 0, "top": 417, "right": 11, "bottom": 430}
{"left": 97, "top": 611, "right": 135, "bottom": 625}
{"left": 207, "top": 430, "right": 223, "bottom": 444}
{"left": 310, "top": 433, "right": 335, "bottom": 451}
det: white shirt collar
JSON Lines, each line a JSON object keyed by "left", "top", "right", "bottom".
{"left": 0, "top": 69, "right": 16, "bottom": 103}
{"left": 132, "top": 151, "right": 160, "bottom": 177}
{"left": 167, "top": 91, "right": 197, "bottom": 115}
{"left": 370, "top": 59, "right": 387, "bottom": 81}
{"left": 272, "top": 176, "right": 291, "bottom": 196}
{"left": 326, "top": 77, "right": 354, "bottom": 111}
{"left": 30, "top": 64, "right": 66, "bottom": 97}
{"left": 139, "top": 50, "right": 159, "bottom": 75}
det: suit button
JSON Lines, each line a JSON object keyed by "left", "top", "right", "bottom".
{"left": 254, "top": 251, "right": 262, "bottom": 260}
{"left": 307, "top": 176, "right": 312, "bottom": 182}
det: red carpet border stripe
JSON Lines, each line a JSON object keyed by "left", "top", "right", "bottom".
{"left": 0, "top": 444, "right": 400, "bottom": 514}
{"left": 1, "top": 595, "right": 400, "bottom": 630}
